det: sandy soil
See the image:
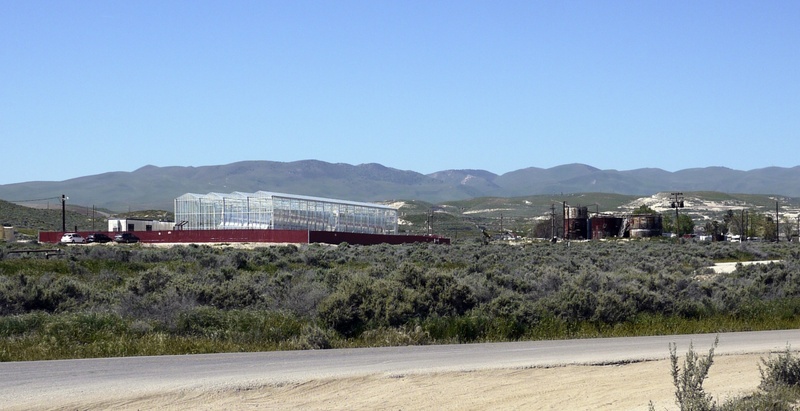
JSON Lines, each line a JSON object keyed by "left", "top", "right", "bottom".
{"left": 58, "top": 353, "right": 764, "bottom": 411}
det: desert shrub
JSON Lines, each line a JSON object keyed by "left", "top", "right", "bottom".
{"left": 718, "top": 386, "right": 798, "bottom": 411}
{"left": 528, "top": 267, "right": 564, "bottom": 298}
{"left": 196, "top": 271, "right": 264, "bottom": 310}
{"left": 669, "top": 337, "right": 718, "bottom": 411}
{"left": 8, "top": 238, "right": 800, "bottom": 360}
{"left": 480, "top": 293, "right": 540, "bottom": 339}
{"left": 317, "top": 274, "right": 374, "bottom": 337}
{"left": 0, "top": 312, "right": 48, "bottom": 336}
{"left": 0, "top": 274, "right": 31, "bottom": 315}
{"left": 86, "top": 245, "right": 132, "bottom": 262}
{"left": 117, "top": 278, "right": 198, "bottom": 330}
{"left": 368, "top": 278, "right": 417, "bottom": 327}
{"left": 128, "top": 266, "right": 173, "bottom": 296}
{"left": 43, "top": 312, "right": 128, "bottom": 345}
{"left": 653, "top": 340, "right": 800, "bottom": 411}
{"left": 41, "top": 276, "right": 92, "bottom": 312}
{"left": 175, "top": 307, "right": 305, "bottom": 344}
{"left": 299, "top": 246, "right": 332, "bottom": 268}
{"left": 0, "top": 273, "right": 93, "bottom": 314}
{"left": 759, "top": 347, "right": 800, "bottom": 390}
{"left": 458, "top": 270, "right": 493, "bottom": 305}
{"left": 544, "top": 283, "right": 598, "bottom": 323}
{"left": 391, "top": 264, "right": 476, "bottom": 318}
{"left": 421, "top": 314, "right": 492, "bottom": 342}
{"left": 592, "top": 290, "right": 637, "bottom": 324}
{"left": 317, "top": 264, "right": 478, "bottom": 338}
{"left": 282, "top": 324, "right": 335, "bottom": 350}
{"left": 357, "top": 325, "right": 430, "bottom": 347}
{"left": 222, "top": 250, "right": 251, "bottom": 270}
{"left": 270, "top": 270, "right": 330, "bottom": 317}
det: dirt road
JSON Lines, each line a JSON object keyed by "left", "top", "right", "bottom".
{"left": 6, "top": 330, "right": 796, "bottom": 410}
{"left": 25, "top": 353, "right": 764, "bottom": 410}
{"left": 209, "top": 353, "right": 764, "bottom": 411}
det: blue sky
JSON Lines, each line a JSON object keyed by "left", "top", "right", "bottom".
{"left": 2, "top": 1, "right": 798, "bottom": 185}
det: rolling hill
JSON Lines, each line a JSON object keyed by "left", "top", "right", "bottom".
{"left": 1, "top": 161, "right": 800, "bottom": 212}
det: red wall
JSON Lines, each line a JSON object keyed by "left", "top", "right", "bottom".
{"left": 309, "top": 231, "right": 449, "bottom": 245}
{"left": 39, "top": 230, "right": 449, "bottom": 246}
{"left": 39, "top": 230, "right": 307, "bottom": 244}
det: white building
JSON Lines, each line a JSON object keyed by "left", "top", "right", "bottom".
{"left": 108, "top": 218, "right": 174, "bottom": 232}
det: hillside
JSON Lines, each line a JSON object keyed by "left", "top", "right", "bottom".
{"left": 0, "top": 199, "right": 104, "bottom": 238}
{"left": 2, "top": 161, "right": 800, "bottom": 212}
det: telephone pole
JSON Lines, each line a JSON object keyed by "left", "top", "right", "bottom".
{"left": 61, "top": 194, "right": 66, "bottom": 233}
{"left": 426, "top": 208, "right": 434, "bottom": 235}
{"left": 670, "top": 192, "right": 684, "bottom": 237}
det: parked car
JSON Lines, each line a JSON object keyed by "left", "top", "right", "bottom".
{"left": 114, "top": 232, "right": 140, "bottom": 243}
{"left": 86, "top": 233, "right": 112, "bottom": 243}
{"left": 60, "top": 233, "right": 85, "bottom": 244}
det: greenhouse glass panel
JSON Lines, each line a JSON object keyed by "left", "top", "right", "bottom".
{"left": 174, "top": 191, "right": 397, "bottom": 234}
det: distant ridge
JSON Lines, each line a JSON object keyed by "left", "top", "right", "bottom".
{"left": 1, "top": 161, "right": 798, "bottom": 212}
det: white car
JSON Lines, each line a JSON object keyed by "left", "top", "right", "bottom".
{"left": 60, "top": 233, "right": 85, "bottom": 244}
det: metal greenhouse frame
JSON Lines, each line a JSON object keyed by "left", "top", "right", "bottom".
{"left": 174, "top": 191, "right": 398, "bottom": 234}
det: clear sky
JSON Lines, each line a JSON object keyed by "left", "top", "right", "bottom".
{"left": 2, "top": 1, "right": 799, "bottom": 185}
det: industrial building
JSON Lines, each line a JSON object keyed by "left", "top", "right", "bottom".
{"left": 108, "top": 218, "right": 173, "bottom": 233}
{"left": 173, "top": 191, "right": 398, "bottom": 234}
{"left": 564, "top": 205, "right": 663, "bottom": 240}
{"left": 0, "top": 226, "right": 14, "bottom": 242}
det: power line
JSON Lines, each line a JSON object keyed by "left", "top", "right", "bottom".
{"left": 8, "top": 196, "right": 62, "bottom": 203}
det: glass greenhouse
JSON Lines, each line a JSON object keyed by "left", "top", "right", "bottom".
{"left": 174, "top": 191, "right": 398, "bottom": 234}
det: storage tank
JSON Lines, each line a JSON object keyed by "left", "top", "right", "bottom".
{"left": 627, "top": 214, "right": 663, "bottom": 238}
{"left": 590, "top": 217, "right": 623, "bottom": 240}
{"left": 564, "top": 218, "right": 588, "bottom": 240}
{"left": 566, "top": 206, "right": 588, "bottom": 219}
{"left": 1, "top": 226, "right": 14, "bottom": 242}
{"left": 563, "top": 206, "right": 589, "bottom": 240}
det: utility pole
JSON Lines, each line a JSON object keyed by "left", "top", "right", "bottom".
{"left": 550, "top": 203, "right": 556, "bottom": 240}
{"left": 776, "top": 201, "right": 780, "bottom": 242}
{"left": 61, "top": 194, "right": 66, "bottom": 233}
{"left": 740, "top": 209, "right": 751, "bottom": 241}
{"left": 741, "top": 209, "right": 745, "bottom": 240}
{"left": 670, "top": 192, "right": 684, "bottom": 237}
{"left": 426, "top": 208, "right": 433, "bottom": 236}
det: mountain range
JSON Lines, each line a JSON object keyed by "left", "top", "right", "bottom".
{"left": 1, "top": 160, "right": 798, "bottom": 212}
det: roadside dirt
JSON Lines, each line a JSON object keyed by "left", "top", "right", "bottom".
{"left": 48, "top": 353, "right": 764, "bottom": 411}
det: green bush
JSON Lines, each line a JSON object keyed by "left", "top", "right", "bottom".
{"left": 0, "top": 312, "right": 48, "bottom": 336}
{"left": 317, "top": 274, "right": 374, "bottom": 337}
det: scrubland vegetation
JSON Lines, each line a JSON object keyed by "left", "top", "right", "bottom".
{"left": 651, "top": 338, "right": 800, "bottom": 410}
{"left": 1, "top": 239, "right": 800, "bottom": 362}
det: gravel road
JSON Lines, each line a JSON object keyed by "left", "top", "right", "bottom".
{"left": 2, "top": 330, "right": 798, "bottom": 410}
